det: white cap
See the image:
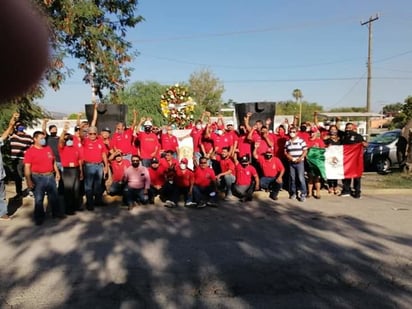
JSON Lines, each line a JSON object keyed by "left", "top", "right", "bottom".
{"left": 143, "top": 120, "right": 153, "bottom": 126}
{"left": 226, "top": 120, "right": 234, "bottom": 126}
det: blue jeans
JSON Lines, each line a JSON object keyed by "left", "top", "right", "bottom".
{"left": 84, "top": 163, "right": 104, "bottom": 207}
{"left": 126, "top": 186, "right": 148, "bottom": 206}
{"left": 288, "top": 161, "right": 307, "bottom": 197}
{"left": 0, "top": 180, "right": 7, "bottom": 217}
{"left": 261, "top": 176, "right": 282, "bottom": 198}
{"left": 32, "top": 174, "right": 61, "bottom": 222}
{"left": 192, "top": 185, "right": 217, "bottom": 203}
{"left": 219, "top": 174, "right": 235, "bottom": 196}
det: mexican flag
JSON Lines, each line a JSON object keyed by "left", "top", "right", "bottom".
{"left": 306, "top": 144, "right": 364, "bottom": 180}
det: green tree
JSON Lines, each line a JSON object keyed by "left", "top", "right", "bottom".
{"left": 292, "top": 89, "right": 303, "bottom": 126}
{"left": 188, "top": 69, "right": 224, "bottom": 114}
{"left": 118, "top": 81, "right": 168, "bottom": 126}
{"left": 402, "top": 96, "right": 412, "bottom": 120}
{"left": 39, "top": 0, "right": 143, "bottom": 103}
{"left": 382, "top": 103, "right": 403, "bottom": 116}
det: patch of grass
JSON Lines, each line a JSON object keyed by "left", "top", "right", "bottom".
{"left": 363, "top": 170, "right": 412, "bottom": 189}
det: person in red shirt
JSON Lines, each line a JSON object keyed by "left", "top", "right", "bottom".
{"left": 253, "top": 148, "right": 285, "bottom": 200}
{"left": 175, "top": 158, "right": 195, "bottom": 206}
{"left": 107, "top": 149, "right": 131, "bottom": 204}
{"left": 306, "top": 127, "right": 326, "bottom": 199}
{"left": 81, "top": 126, "right": 109, "bottom": 210}
{"left": 192, "top": 157, "right": 218, "bottom": 208}
{"left": 232, "top": 155, "right": 260, "bottom": 202}
{"left": 147, "top": 157, "right": 166, "bottom": 204}
{"left": 236, "top": 125, "right": 252, "bottom": 159}
{"left": 215, "top": 147, "right": 236, "bottom": 200}
{"left": 160, "top": 125, "right": 179, "bottom": 158}
{"left": 135, "top": 120, "right": 160, "bottom": 167}
{"left": 58, "top": 124, "right": 83, "bottom": 215}
{"left": 159, "top": 150, "right": 178, "bottom": 170}
{"left": 24, "top": 131, "right": 62, "bottom": 225}
{"left": 190, "top": 119, "right": 204, "bottom": 163}
{"left": 110, "top": 110, "right": 137, "bottom": 162}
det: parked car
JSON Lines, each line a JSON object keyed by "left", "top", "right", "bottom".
{"left": 363, "top": 129, "right": 402, "bottom": 174}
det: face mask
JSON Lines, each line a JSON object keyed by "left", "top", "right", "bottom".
{"left": 132, "top": 162, "right": 140, "bottom": 167}
{"left": 179, "top": 163, "right": 187, "bottom": 170}
{"left": 289, "top": 132, "right": 296, "bottom": 138}
{"left": 162, "top": 129, "right": 167, "bottom": 134}
{"left": 216, "top": 130, "right": 223, "bottom": 136}
{"left": 265, "top": 154, "right": 272, "bottom": 159}
{"left": 39, "top": 138, "right": 46, "bottom": 146}
{"left": 325, "top": 126, "right": 330, "bottom": 131}
{"left": 300, "top": 126, "right": 307, "bottom": 132}
{"left": 195, "top": 124, "right": 202, "bottom": 130}
{"left": 144, "top": 127, "right": 151, "bottom": 133}
{"left": 66, "top": 140, "right": 74, "bottom": 147}
{"left": 330, "top": 131, "right": 337, "bottom": 136}
{"left": 17, "top": 126, "right": 26, "bottom": 132}
{"left": 239, "top": 128, "right": 246, "bottom": 135}
{"left": 50, "top": 132, "right": 57, "bottom": 137}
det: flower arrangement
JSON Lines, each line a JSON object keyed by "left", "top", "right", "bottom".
{"left": 160, "top": 84, "right": 196, "bottom": 129}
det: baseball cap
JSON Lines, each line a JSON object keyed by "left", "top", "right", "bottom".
{"left": 240, "top": 155, "right": 249, "bottom": 163}
{"left": 180, "top": 158, "right": 188, "bottom": 164}
{"left": 311, "top": 127, "right": 319, "bottom": 133}
{"left": 151, "top": 157, "right": 159, "bottom": 164}
{"left": 226, "top": 120, "right": 234, "bottom": 126}
{"left": 101, "top": 127, "right": 111, "bottom": 133}
{"left": 143, "top": 120, "right": 153, "bottom": 127}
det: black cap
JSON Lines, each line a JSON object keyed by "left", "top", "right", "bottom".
{"left": 101, "top": 127, "right": 111, "bottom": 133}
{"left": 151, "top": 157, "right": 159, "bottom": 164}
{"left": 74, "top": 125, "right": 80, "bottom": 132}
{"left": 240, "top": 155, "right": 249, "bottom": 163}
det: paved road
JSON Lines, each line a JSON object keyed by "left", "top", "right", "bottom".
{"left": 0, "top": 187, "right": 411, "bottom": 309}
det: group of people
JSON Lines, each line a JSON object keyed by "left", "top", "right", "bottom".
{"left": 0, "top": 106, "right": 368, "bottom": 225}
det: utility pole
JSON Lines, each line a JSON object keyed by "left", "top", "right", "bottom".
{"left": 361, "top": 14, "right": 379, "bottom": 138}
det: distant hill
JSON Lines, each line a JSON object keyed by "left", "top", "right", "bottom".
{"left": 48, "top": 111, "right": 68, "bottom": 119}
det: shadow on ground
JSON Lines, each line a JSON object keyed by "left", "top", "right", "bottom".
{"left": 0, "top": 195, "right": 411, "bottom": 308}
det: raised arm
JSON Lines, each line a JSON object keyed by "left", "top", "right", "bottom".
{"left": 1, "top": 112, "right": 19, "bottom": 140}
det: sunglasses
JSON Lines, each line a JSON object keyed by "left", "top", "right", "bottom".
{"left": 199, "top": 161, "right": 208, "bottom": 164}
{"left": 132, "top": 160, "right": 140, "bottom": 163}
{"left": 88, "top": 133, "right": 97, "bottom": 135}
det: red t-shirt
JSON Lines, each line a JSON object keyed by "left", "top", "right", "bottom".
{"left": 175, "top": 167, "right": 194, "bottom": 188}
{"left": 161, "top": 133, "right": 179, "bottom": 153}
{"left": 211, "top": 133, "right": 233, "bottom": 154}
{"left": 235, "top": 163, "right": 257, "bottom": 186}
{"left": 306, "top": 137, "right": 325, "bottom": 149}
{"left": 111, "top": 128, "right": 134, "bottom": 155}
{"left": 110, "top": 159, "right": 131, "bottom": 182}
{"left": 148, "top": 166, "right": 166, "bottom": 187}
{"left": 257, "top": 156, "right": 285, "bottom": 178}
{"left": 194, "top": 166, "right": 216, "bottom": 187}
{"left": 82, "top": 138, "right": 106, "bottom": 163}
{"left": 200, "top": 135, "right": 214, "bottom": 154}
{"left": 237, "top": 135, "right": 252, "bottom": 158}
{"left": 298, "top": 131, "right": 310, "bottom": 143}
{"left": 136, "top": 132, "right": 159, "bottom": 159}
{"left": 219, "top": 157, "right": 235, "bottom": 174}
{"left": 190, "top": 127, "right": 203, "bottom": 152}
{"left": 24, "top": 146, "right": 55, "bottom": 173}
{"left": 159, "top": 157, "right": 178, "bottom": 171}
{"left": 58, "top": 144, "right": 81, "bottom": 167}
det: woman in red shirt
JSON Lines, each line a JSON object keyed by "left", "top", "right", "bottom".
{"left": 58, "top": 128, "right": 83, "bottom": 215}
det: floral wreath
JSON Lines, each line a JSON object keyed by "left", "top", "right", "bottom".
{"left": 160, "top": 84, "right": 196, "bottom": 129}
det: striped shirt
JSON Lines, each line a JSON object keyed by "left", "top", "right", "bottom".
{"left": 9, "top": 133, "right": 33, "bottom": 160}
{"left": 284, "top": 137, "right": 307, "bottom": 159}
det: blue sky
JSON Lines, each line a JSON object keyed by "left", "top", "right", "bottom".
{"left": 39, "top": 0, "right": 412, "bottom": 114}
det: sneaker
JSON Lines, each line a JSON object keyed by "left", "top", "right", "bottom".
{"left": 339, "top": 192, "right": 350, "bottom": 197}
{"left": 289, "top": 194, "right": 297, "bottom": 200}
{"left": 299, "top": 195, "right": 306, "bottom": 202}
{"left": 269, "top": 193, "right": 278, "bottom": 201}
{"left": 207, "top": 201, "right": 218, "bottom": 207}
{"left": 164, "top": 200, "right": 176, "bottom": 208}
{"left": 353, "top": 194, "right": 361, "bottom": 199}
{"left": 197, "top": 202, "right": 207, "bottom": 209}
{"left": 185, "top": 201, "right": 197, "bottom": 207}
